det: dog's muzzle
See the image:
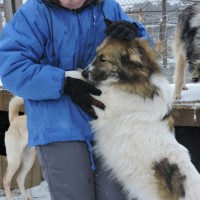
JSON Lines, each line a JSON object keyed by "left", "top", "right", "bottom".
{"left": 82, "top": 69, "right": 89, "bottom": 79}
{"left": 82, "top": 65, "right": 94, "bottom": 83}
{"left": 82, "top": 65, "right": 110, "bottom": 84}
{"left": 192, "top": 78, "right": 199, "bottom": 83}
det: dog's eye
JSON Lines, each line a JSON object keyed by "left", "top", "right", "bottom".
{"left": 99, "top": 55, "right": 107, "bottom": 62}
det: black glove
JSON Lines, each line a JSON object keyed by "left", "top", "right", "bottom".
{"left": 104, "top": 19, "right": 138, "bottom": 41}
{"left": 63, "top": 77, "right": 105, "bottom": 119}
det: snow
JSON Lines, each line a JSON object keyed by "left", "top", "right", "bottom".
{"left": 173, "top": 84, "right": 200, "bottom": 102}
{"left": 0, "top": 181, "right": 50, "bottom": 200}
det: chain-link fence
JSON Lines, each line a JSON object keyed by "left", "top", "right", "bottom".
{"left": 120, "top": 0, "right": 200, "bottom": 82}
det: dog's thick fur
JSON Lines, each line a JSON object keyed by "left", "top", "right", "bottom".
{"left": 3, "top": 96, "right": 36, "bottom": 200}
{"left": 80, "top": 37, "right": 200, "bottom": 200}
{"left": 174, "top": 4, "right": 200, "bottom": 99}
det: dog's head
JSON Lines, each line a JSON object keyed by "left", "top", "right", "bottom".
{"left": 82, "top": 36, "right": 160, "bottom": 98}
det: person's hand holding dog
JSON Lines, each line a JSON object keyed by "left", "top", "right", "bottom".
{"left": 63, "top": 76, "right": 105, "bottom": 119}
{"left": 104, "top": 19, "right": 138, "bottom": 41}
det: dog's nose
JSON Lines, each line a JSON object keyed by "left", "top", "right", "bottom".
{"left": 82, "top": 70, "right": 89, "bottom": 79}
{"left": 192, "top": 78, "right": 199, "bottom": 83}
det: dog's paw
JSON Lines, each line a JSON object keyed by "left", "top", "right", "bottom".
{"left": 182, "top": 86, "right": 188, "bottom": 90}
{"left": 174, "top": 93, "right": 181, "bottom": 100}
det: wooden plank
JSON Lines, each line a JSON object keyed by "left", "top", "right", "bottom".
{"left": 0, "top": 12, "right": 2, "bottom": 30}
{"left": 172, "top": 108, "right": 200, "bottom": 127}
{"left": 0, "top": 90, "right": 13, "bottom": 111}
{"left": 4, "top": 0, "right": 13, "bottom": 22}
{"left": 172, "top": 101, "right": 200, "bottom": 127}
{"left": 15, "top": 0, "right": 23, "bottom": 11}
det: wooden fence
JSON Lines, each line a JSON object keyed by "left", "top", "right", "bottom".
{"left": 0, "top": 0, "right": 23, "bottom": 30}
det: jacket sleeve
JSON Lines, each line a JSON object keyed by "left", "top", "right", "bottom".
{"left": 115, "top": 2, "right": 154, "bottom": 48}
{"left": 0, "top": 6, "right": 65, "bottom": 100}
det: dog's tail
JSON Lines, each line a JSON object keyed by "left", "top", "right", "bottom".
{"left": 9, "top": 96, "right": 24, "bottom": 123}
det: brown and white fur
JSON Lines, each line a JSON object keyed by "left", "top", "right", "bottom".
{"left": 174, "top": 4, "right": 200, "bottom": 99}
{"left": 78, "top": 37, "right": 200, "bottom": 200}
{"left": 3, "top": 96, "right": 36, "bottom": 200}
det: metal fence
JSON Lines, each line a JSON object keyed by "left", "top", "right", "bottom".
{"left": 121, "top": 0, "right": 196, "bottom": 60}
{"left": 121, "top": 0, "right": 199, "bottom": 82}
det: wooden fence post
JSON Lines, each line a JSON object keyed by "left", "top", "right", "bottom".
{"left": 15, "top": 0, "right": 23, "bottom": 12}
{"left": 0, "top": 12, "right": 2, "bottom": 30}
{"left": 0, "top": 3, "right": 3, "bottom": 30}
{"left": 4, "top": 0, "right": 23, "bottom": 23}
{"left": 4, "top": 0, "right": 13, "bottom": 22}
{"left": 160, "top": 0, "right": 167, "bottom": 68}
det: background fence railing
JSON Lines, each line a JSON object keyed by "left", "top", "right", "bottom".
{"left": 0, "top": 0, "right": 200, "bottom": 82}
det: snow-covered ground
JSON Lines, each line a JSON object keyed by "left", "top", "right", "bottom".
{"left": 0, "top": 181, "right": 50, "bottom": 200}
{"left": 173, "top": 83, "right": 200, "bottom": 102}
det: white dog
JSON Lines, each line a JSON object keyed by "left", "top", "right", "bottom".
{"left": 3, "top": 96, "right": 36, "bottom": 200}
{"left": 80, "top": 37, "right": 200, "bottom": 200}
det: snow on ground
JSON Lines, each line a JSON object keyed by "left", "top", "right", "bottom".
{"left": 171, "top": 83, "right": 200, "bottom": 102}
{"left": 175, "top": 84, "right": 200, "bottom": 102}
{"left": 0, "top": 181, "right": 50, "bottom": 200}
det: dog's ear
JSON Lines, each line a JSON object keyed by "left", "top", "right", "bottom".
{"left": 120, "top": 50, "right": 131, "bottom": 66}
{"left": 120, "top": 45, "right": 142, "bottom": 67}
{"left": 131, "top": 39, "right": 160, "bottom": 74}
{"left": 118, "top": 46, "right": 146, "bottom": 83}
{"left": 119, "top": 39, "right": 160, "bottom": 77}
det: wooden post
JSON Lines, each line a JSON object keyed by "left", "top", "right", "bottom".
{"left": 11, "top": 0, "right": 16, "bottom": 14}
{"left": 161, "top": 0, "right": 167, "bottom": 68}
{"left": 4, "top": 0, "right": 23, "bottom": 22}
{"left": 4, "top": 0, "right": 13, "bottom": 22}
{"left": 0, "top": 12, "right": 2, "bottom": 31}
{"left": 0, "top": 3, "right": 3, "bottom": 30}
{"left": 138, "top": 8, "right": 144, "bottom": 23}
{"left": 15, "top": 0, "right": 23, "bottom": 12}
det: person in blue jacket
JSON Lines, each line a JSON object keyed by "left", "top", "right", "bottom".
{"left": 0, "top": 0, "right": 153, "bottom": 199}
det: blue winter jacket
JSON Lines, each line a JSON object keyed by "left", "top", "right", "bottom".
{"left": 0, "top": 0, "right": 153, "bottom": 147}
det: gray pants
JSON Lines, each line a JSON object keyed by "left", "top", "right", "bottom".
{"left": 36, "top": 141, "right": 128, "bottom": 200}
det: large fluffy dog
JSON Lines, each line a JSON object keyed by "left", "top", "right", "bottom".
{"left": 3, "top": 96, "right": 36, "bottom": 200}
{"left": 79, "top": 37, "right": 200, "bottom": 200}
{"left": 174, "top": 4, "right": 200, "bottom": 99}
